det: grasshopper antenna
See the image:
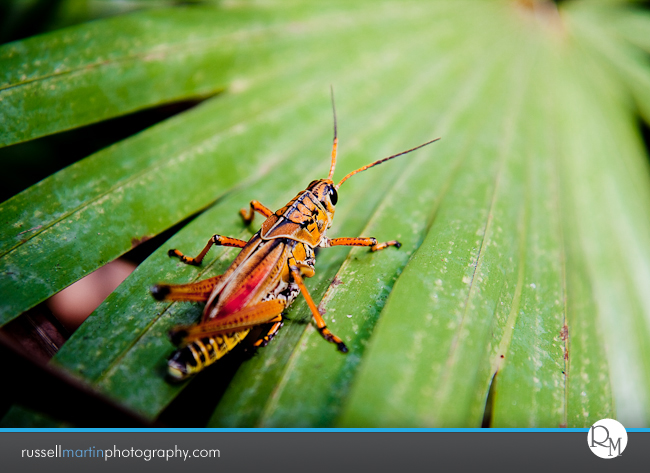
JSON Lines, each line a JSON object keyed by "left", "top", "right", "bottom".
{"left": 336, "top": 137, "right": 441, "bottom": 189}
{"left": 328, "top": 85, "right": 338, "bottom": 180}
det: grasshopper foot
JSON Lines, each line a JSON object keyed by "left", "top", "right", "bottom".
{"left": 370, "top": 240, "right": 401, "bottom": 251}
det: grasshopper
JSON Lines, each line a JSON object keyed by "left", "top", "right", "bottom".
{"left": 151, "top": 93, "right": 439, "bottom": 381}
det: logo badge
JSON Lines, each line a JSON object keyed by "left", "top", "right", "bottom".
{"left": 588, "top": 419, "right": 627, "bottom": 459}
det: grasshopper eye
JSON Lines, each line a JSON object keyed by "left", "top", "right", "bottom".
{"left": 329, "top": 186, "right": 338, "bottom": 205}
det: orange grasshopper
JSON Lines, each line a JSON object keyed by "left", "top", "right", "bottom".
{"left": 151, "top": 95, "right": 439, "bottom": 381}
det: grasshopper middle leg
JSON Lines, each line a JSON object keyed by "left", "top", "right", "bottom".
{"left": 287, "top": 256, "right": 348, "bottom": 353}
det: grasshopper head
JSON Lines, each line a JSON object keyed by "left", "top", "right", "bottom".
{"left": 307, "top": 179, "right": 338, "bottom": 223}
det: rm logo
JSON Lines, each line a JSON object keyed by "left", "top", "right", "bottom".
{"left": 588, "top": 419, "right": 627, "bottom": 459}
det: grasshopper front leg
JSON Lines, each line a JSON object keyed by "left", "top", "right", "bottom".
{"left": 169, "top": 234, "right": 248, "bottom": 266}
{"left": 322, "top": 237, "right": 401, "bottom": 252}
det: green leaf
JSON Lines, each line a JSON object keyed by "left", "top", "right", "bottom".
{"left": 1, "top": 7, "right": 231, "bottom": 146}
{"left": 3, "top": 0, "right": 650, "bottom": 428}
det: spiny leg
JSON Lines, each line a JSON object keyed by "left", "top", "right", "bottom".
{"left": 324, "top": 237, "right": 401, "bottom": 252}
{"left": 240, "top": 200, "right": 273, "bottom": 225}
{"left": 167, "top": 302, "right": 284, "bottom": 381}
{"left": 150, "top": 274, "right": 223, "bottom": 302}
{"left": 169, "top": 299, "right": 286, "bottom": 345}
{"left": 168, "top": 234, "right": 248, "bottom": 266}
{"left": 287, "top": 256, "right": 348, "bottom": 353}
{"left": 252, "top": 315, "right": 284, "bottom": 347}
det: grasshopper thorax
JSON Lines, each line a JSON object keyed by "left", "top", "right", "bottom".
{"left": 259, "top": 178, "right": 337, "bottom": 246}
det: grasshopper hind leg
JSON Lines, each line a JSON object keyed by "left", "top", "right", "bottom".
{"left": 252, "top": 315, "right": 284, "bottom": 348}
{"left": 151, "top": 274, "right": 224, "bottom": 302}
{"left": 166, "top": 300, "right": 286, "bottom": 381}
{"left": 167, "top": 319, "right": 283, "bottom": 382}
